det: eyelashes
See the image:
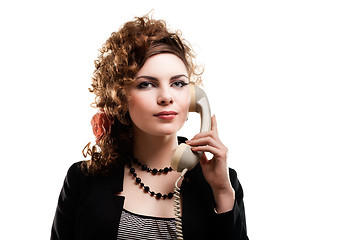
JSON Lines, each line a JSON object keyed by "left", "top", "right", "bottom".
{"left": 136, "top": 80, "right": 189, "bottom": 89}
{"left": 171, "top": 81, "right": 189, "bottom": 88}
{"left": 137, "top": 81, "right": 155, "bottom": 89}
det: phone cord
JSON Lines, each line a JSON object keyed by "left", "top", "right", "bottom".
{"left": 174, "top": 168, "right": 188, "bottom": 240}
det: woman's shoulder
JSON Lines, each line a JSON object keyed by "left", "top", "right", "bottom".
{"left": 64, "top": 160, "right": 124, "bottom": 183}
{"left": 66, "top": 161, "right": 86, "bottom": 177}
{"left": 62, "top": 161, "right": 113, "bottom": 193}
{"left": 63, "top": 160, "right": 99, "bottom": 186}
{"left": 61, "top": 161, "right": 88, "bottom": 189}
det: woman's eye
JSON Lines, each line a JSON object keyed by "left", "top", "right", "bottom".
{"left": 137, "top": 82, "right": 155, "bottom": 89}
{"left": 171, "top": 81, "right": 189, "bottom": 88}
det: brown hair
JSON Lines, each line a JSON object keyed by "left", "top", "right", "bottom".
{"left": 81, "top": 14, "right": 203, "bottom": 175}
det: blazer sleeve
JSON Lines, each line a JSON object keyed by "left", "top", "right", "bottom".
{"left": 210, "top": 168, "right": 249, "bottom": 240}
{"left": 51, "top": 162, "right": 82, "bottom": 240}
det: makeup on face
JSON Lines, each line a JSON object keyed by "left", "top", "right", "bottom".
{"left": 127, "top": 53, "right": 191, "bottom": 137}
{"left": 153, "top": 111, "right": 178, "bottom": 120}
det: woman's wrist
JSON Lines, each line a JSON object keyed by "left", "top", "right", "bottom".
{"left": 212, "top": 186, "right": 235, "bottom": 214}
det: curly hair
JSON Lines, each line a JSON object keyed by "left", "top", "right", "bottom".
{"left": 82, "top": 14, "right": 203, "bottom": 175}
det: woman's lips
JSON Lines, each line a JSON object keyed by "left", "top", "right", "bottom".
{"left": 154, "top": 111, "right": 178, "bottom": 120}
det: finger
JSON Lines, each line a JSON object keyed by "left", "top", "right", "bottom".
{"left": 191, "top": 145, "right": 224, "bottom": 158}
{"left": 211, "top": 115, "right": 219, "bottom": 137}
{"left": 186, "top": 136, "right": 222, "bottom": 149}
{"left": 199, "top": 152, "right": 208, "bottom": 164}
{"left": 188, "top": 129, "right": 216, "bottom": 142}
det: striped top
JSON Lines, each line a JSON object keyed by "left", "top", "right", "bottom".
{"left": 117, "top": 209, "right": 177, "bottom": 240}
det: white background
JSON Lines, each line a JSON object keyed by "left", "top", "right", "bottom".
{"left": 1, "top": 0, "right": 359, "bottom": 239}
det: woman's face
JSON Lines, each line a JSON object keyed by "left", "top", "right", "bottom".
{"left": 127, "top": 53, "right": 191, "bottom": 137}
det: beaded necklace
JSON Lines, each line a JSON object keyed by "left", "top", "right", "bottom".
{"left": 128, "top": 157, "right": 175, "bottom": 199}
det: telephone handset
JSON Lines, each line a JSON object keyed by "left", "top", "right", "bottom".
{"left": 172, "top": 85, "right": 211, "bottom": 239}
{"left": 171, "top": 84, "right": 212, "bottom": 172}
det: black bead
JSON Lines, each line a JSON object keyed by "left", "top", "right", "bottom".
{"left": 163, "top": 167, "right": 169, "bottom": 173}
{"left": 140, "top": 183, "right": 144, "bottom": 187}
{"left": 155, "top": 193, "right": 162, "bottom": 199}
{"left": 159, "top": 169, "right": 163, "bottom": 173}
{"left": 135, "top": 177, "right": 141, "bottom": 183}
{"left": 144, "top": 186, "right": 149, "bottom": 192}
{"left": 162, "top": 194, "right": 167, "bottom": 199}
{"left": 132, "top": 173, "right": 137, "bottom": 177}
{"left": 130, "top": 168, "right": 135, "bottom": 173}
{"left": 152, "top": 168, "right": 158, "bottom": 174}
{"left": 147, "top": 168, "right": 151, "bottom": 172}
{"left": 169, "top": 167, "right": 173, "bottom": 171}
{"left": 167, "top": 193, "right": 174, "bottom": 199}
{"left": 150, "top": 191, "right": 155, "bottom": 196}
{"left": 141, "top": 165, "right": 147, "bottom": 171}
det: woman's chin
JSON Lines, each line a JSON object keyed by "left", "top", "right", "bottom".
{"left": 147, "top": 127, "right": 182, "bottom": 137}
{"left": 133, "top": 120, "right": 186, "bottom": 138}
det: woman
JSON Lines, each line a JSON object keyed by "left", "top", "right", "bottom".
{"left": 51, "top": 14, "right": 248, "bottom": 240}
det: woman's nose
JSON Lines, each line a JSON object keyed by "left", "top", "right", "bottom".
{"left": 157, "top": 89, "right": 174, "bottom": 106}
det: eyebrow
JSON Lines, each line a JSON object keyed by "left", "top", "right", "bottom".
{"left": 135, "top": 74, "right": 188, "bottom": 81}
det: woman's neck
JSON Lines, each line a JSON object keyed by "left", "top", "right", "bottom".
{"left": 132, "top": 127, "right": 179, "bottom": 168}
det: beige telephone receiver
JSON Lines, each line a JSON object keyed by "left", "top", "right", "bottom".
{"left": 172, "top": 84, "right": 211, "bottom": 240}
{"left": 171, "top": 84, "right": 212, "bottom": 172}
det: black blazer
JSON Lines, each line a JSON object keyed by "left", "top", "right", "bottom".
{"left": 51, "top": 161, "right": 248, "bottom": 240}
